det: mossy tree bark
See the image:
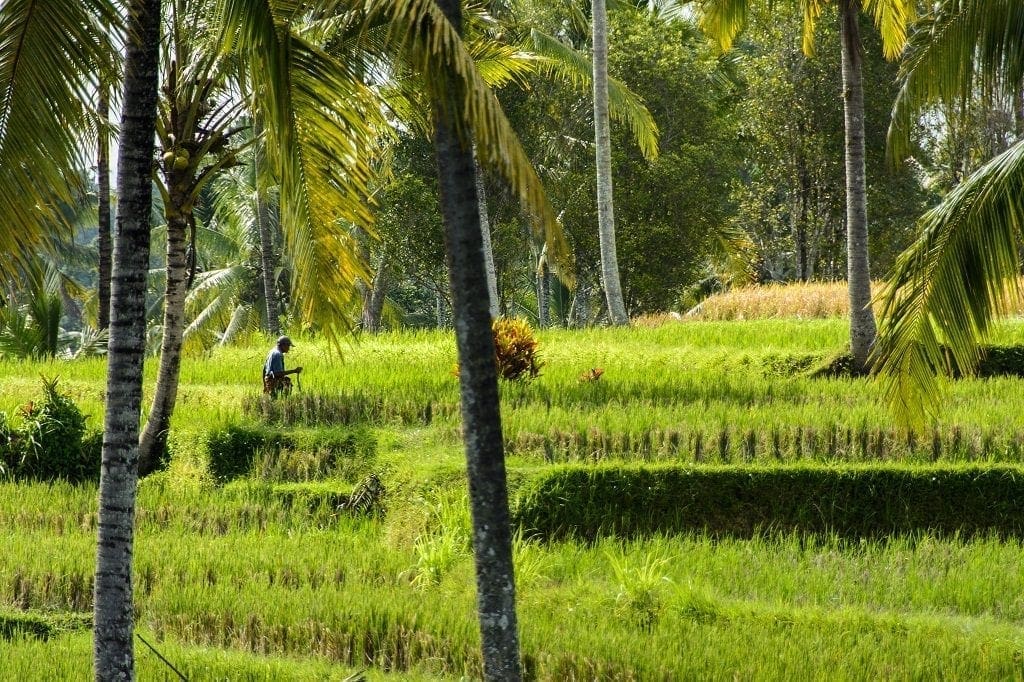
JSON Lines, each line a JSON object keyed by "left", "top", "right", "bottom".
{"left": 432, "top": 0, "right": 522, "bottom": 677}
{"left": 93, "top": 0, "right": 161, "bottom": 678}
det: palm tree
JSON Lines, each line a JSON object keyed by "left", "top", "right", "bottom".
{"left": 375, "top": 0, "right": 575, "bottom": 673}
{"left": 97, "top": 88, "right": 113, "bottom": 331}
{"left": 427, "top": 1, "right": 521, "bottom": 674}
{"left": 873, "top": 0, "right": 1024, "bottom": 423}
{"left": 138, "top": 2, "right": 251, "bottom": 470}
{"left": 181, "top": 161, "right": 267, "bottom": 350}
{"left": 698, "top": 0, "right": 915, "bottom": 371}
{"left": 92, "top": 1, "right": 162, "bottom": 677}
{"left": 252, "top": 124, "right": 282, "bottom": 336}
{"left": 592, "top": 0, "right": 629, "bottom": 325}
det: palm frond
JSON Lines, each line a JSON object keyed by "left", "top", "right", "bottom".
{"left": 369, "top": 0, "right": 573, "bottom": 284}
{"left": 888, "top": 0, "right": 1024, "bottom": 166}
{"left": 696, "top": 0, "right": 750, "bottom": 53}
{"left": 527, "top": 28, "right": 659, "bottom": 161}
{"left": 699, "top": 0, "right": 907, "bottom": 58}
{"left": 0, "top": 0, "right": 120, "bottom": 279}
{"left": 184, "top": 279, "right": 238, "bottom": 339}
{"left": 217, "top": 0, "right": 392, "bottom": 343}
{"left": 861, "top": 0, "right": 915, "bottom": 60}
{"left": 872, "top": 138, "right": 1024, "bottom": 426}
{"left": 219, "top": 303, "right": 260, "bottom": 345}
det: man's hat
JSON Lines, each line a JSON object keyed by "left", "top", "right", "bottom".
{"left": 277, "top": 335, "right": 293, "bottom": 347}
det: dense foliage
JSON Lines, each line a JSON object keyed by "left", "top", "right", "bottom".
{"left": 0, "top": 378, "right": 98, "bottom": 483}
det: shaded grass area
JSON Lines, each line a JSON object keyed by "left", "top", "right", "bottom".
{"left": 1, "top": 630, "right": 442, "bottom": 681}
{"left": 0, "top": 608, "right": 90, "bottom": 641}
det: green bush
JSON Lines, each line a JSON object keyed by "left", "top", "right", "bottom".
{"left": 513, "top": 463, "right": 1024, "bottom": 540}
{"left": 976, "top": 345, "right": 1024, "bottom": 377}
{"left": 206, "top": 423, "right": 376, "bottom": 483}
{"left": 12, "top": 378, "right": 97, "bottom": 483}
{"left": 206, "top": 424, "right": 278, "bottom": 482}
{"left": 798, "top": 345, "right": 1024, "bottom": 380}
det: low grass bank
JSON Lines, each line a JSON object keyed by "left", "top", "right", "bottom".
{"left": 514, "top": 463, "right": 1024, "bottom": 540}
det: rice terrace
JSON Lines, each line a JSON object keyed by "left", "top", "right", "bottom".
{"left": 3, "top": 0, "right": 1024, "bottom": 680}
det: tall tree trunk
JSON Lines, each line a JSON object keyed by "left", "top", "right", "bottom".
{"left": 796, "top": 157, "right": 810, "bottom": 282}
{"left": 97, "top": 89, "right": 112, "bottom": 330}
{"left": 592, "top": 0, "right": 629, "bottom": 326}
{"left": 138, "top": 210, "right": 188, "bottom": 473}
{"left": 433, "top": 0, "right": 521, "bottom": 678}
{"left": 474, "top": 158, "right": 500, "bottom": 319}
{"left": 361, "top": 256, "right": 389, "bottom": 333}
{"left": 435, "top": 290, "right": 447, "bottom": 328}
{"left": 537, "top": 254, "right": 550, "bottom": 329}
{"left": 1014, "top": 89, "right": 1023, "bottom": 140}
{"left": 839, "top": 1, "right": 876, "bottom": 371}
{"left": 254, "top": 129, "right": 280, "bottom": 336}
{"left": 93, "top": 0, "right": 160, "bottom": 678}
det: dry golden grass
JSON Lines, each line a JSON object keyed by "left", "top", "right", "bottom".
{"left": 680, "top": 280, "right": 1024, "bottom": 321}
{"left": 688, "top": 282, "right": 855, "bottom": 320}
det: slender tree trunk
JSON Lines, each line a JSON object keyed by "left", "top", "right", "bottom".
{"left": 361, "top": 256, "right": 389, "bottom": 333}
{"left": 436, "top": 290, "right": 446, "bottom": 328}
{"left": 138, "top": 210, "right": 188, "bottom": 473}
{"left": 257, "top": 198, "right": 280, "bottom": 336}
{"left": 97, "top": 89, "right": 112, "bottom": 330}
{"left": 570, "top": 276, "right": 591, "bottom": 328}
{"left": 1014, "top": 89, "right": 1023, "bottom": 140}
{"left": 93, "top": 0, "right": 160, "bottom": 678}
{"left": 474, "top": 158, "right": 500, "bottom": 319}
{"left": 537, "top": 256, "right": 550, "bottom": 329}
{"left": 254, "top": 128, "right": 280, "bottom": 336}
{"left": 592, "top": 0, "right": 629, "bottom": 326}
{"left": 839, "top": 1, "right": 876, "bottom": 371}
{"left": 433, "top": 0, "right": 521, "bottom": 677}
{"left": 796, "top": 158, "right": 810, "bottom": 282}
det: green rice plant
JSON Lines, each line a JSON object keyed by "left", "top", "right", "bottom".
{"left": 409, "top": 532, "right": 465, "bottom": 589}
{"left": 606, "top": 547, "right": 674, "bottom": 630}
{"left": 511, "top": 528, "right": 548, "bottom": 587}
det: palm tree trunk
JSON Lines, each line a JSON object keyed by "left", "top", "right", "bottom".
{"left": 592, "top": 0, "right": 629, "bottom": 326}
{"left": 254, "top": 128, "right": 280, "bottom": 336}
{"left": 474, "top": 156, "right": 500, "bottom": 318}
{"left": 93, "top": 0, "right": 161, "bottom": 678}
{"left": 839, "top": 0, "right": 876, "bottom": 371}
{"left": 138, "top": 211, "right": 188, "bottom": 473}
{"left": 433, "top": 0, "right": 521, "bottom": 677}
{"left": 97, "top": 89, "right": 112, "bottom": 331}
{"left": 537, "top": 257, "right": 550, "bottom": 329}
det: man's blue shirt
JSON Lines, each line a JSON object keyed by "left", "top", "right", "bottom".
{"left": 264, "top": 348, "right": 285, "bottom": 377}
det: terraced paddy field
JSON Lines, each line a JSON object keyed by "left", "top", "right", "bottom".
{"left": 3, "top": 319, "right": 1024, "bottom": 679}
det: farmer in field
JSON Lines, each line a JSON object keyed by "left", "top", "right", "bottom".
{"left": 263, "top": 335, "right": 302, "bottom": 397}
